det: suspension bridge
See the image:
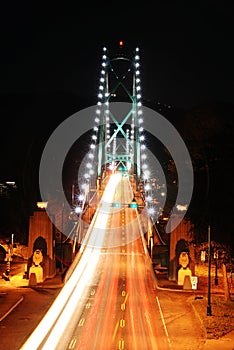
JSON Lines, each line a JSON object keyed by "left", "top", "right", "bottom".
{"left": 22, "top": 42, "right": 172, "bottom": 350}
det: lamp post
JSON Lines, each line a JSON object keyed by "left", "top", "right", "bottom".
{"left": 207, "top": 224, "right": 212, "bottom": 316}
{"left": 214, "top": 249, "right": 218, "bottom": 285}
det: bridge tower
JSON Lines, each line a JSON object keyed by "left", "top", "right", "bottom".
{"left": 94, "top": 42, "right": 145, "bottom": 184}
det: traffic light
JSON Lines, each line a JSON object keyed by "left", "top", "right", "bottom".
{"left": 129, "top": 202, "right": 138, "bottom": 208}
{"left": 113, "top": 202, "right": 121, "bottom": 208}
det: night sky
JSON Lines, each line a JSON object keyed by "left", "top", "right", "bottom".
{"left": 0, "top": 2, "right": 233, "bottom": 185}
{"left": 1, "top": 3, "right": 234, "bottom": 106}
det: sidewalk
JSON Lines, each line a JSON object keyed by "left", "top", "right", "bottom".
{"left": 154, "top": 269, "right": 234, "bottom": 350}
{"left": 0, "top": 264, "right": 64, "bottom": 323}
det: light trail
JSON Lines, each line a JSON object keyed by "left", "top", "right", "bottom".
{"left": 21, "top": 174, "right": 121, "bottom": 350}
{"left": 20, "top": 173, "right": 171, "bottom": 350}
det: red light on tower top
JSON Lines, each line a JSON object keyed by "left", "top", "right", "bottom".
{"left": 119, "top": 40, "right": 123, "bottom": 47}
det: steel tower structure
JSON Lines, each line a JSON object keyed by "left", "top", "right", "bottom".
{"left": 95, "top": 42, "right": 144, "bottom": 183}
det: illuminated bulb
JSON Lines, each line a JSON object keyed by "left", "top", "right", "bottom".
{"left": 145, "top": 184, "right": 151, "bottom": 191}
{"left": 74, "top": 206, "right": 82, "bottom": 214}
{"left": 148, "top": 207, "right": 155, "bottom": 215}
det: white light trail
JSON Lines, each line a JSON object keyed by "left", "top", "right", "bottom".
{"left": 20, "top": 173, "right": 122, "bottom": 350}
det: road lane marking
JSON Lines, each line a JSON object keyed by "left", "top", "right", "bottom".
{"left": 121, "top": 292, "right": 128, "bottom": 311}
{"left": 156, "top": 296, "right": 172, "bottom": 349}
{"left": 85, "top": 302, "right": 91, "bottom": 309}
{"left": 120, "top": 319, "right": 125, "bottom": 328}
{"left": 68, "top": 337, "right": 77, "bottom": 349}
{"left": 118, "top": 338, "right": 125, "bottom": 349}
{"left": 123, "top": 293, "right": 128, "bottom": 305}
{"left": 90, "top": 289, "right": 95, "bottom": 296}
{"left": 121, "top": 303, "right": 125, "bottom": 310}
{"left": 0, "top": 295, "right": 24, "bottom": 322}
{"left": 78, "top": 318, "right": 85, "bottom": 327}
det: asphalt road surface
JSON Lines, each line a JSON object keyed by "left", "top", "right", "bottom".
{"left": 21, "top": 174, "right": 171, "bottom": 350}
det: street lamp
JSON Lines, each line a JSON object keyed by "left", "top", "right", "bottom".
{"left": 214, "top": 248, "right": 219, "bottom": 285}
{"left": 207, "top": 224, "right": 212, "bottom": 316}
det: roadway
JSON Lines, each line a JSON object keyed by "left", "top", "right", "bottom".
{"left": 21, "top": 173, "right": 171, "bottom": 350}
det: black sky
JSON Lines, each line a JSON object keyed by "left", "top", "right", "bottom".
{"left": 0, "top": 2, "right": 234, "bottom": 182}
{"left": 0, "top": 2, "right": 234, "bottom": 107}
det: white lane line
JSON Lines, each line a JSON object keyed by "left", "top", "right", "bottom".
{"left": 156, "top": 296, "right": 172, "bottom": 349}
{"left": 0, "top": 295, "right": 24, "bottom": 322}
